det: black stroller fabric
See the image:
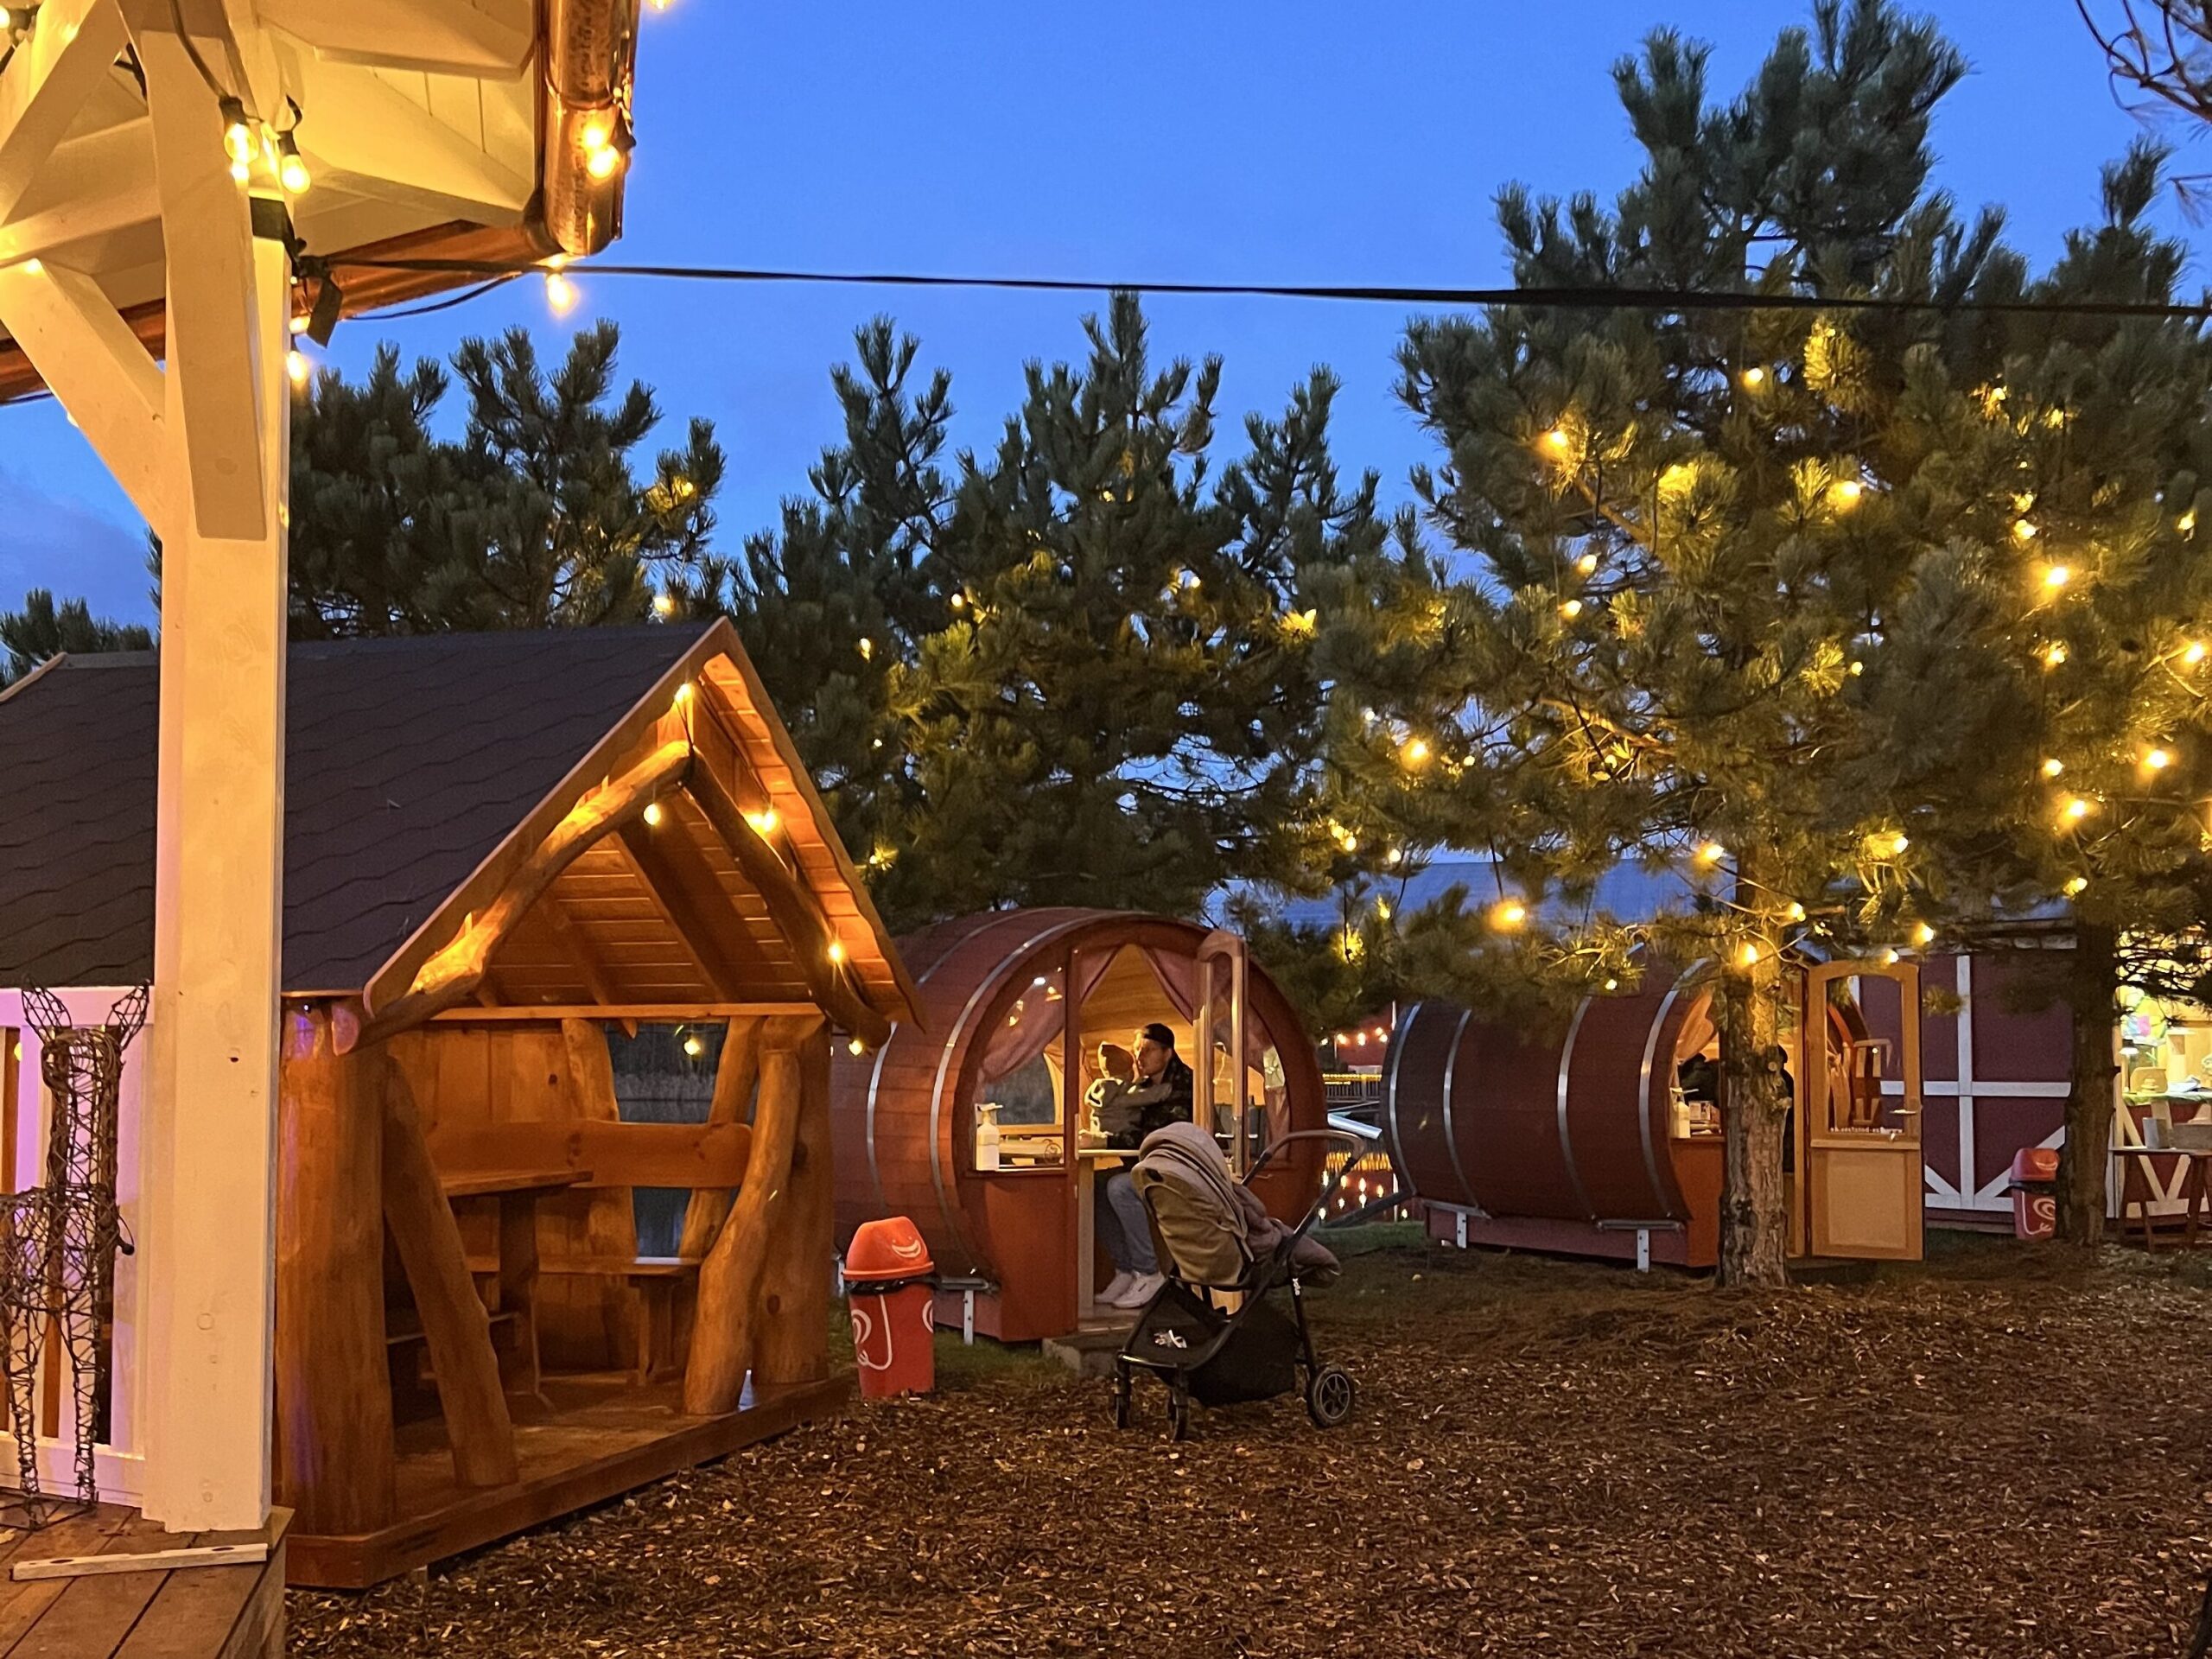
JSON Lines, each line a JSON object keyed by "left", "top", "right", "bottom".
{"left": 1125, "top": 1280, "right": 1301, "bottom": 1407}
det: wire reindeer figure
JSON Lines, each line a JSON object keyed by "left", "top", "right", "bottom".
{"left": 3, "top": 986, "right": 147, "bottom": 1522}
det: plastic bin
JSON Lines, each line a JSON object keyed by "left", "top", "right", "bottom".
{"left": 2005, "top": 1147, "right": 2059, "bottom": 1241}
{"left": 843, "top": 1217, "right": 937, "bottom": 1399}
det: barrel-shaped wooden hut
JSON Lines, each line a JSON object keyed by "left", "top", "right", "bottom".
{"left": 833, "top": 910, "right": 1328, "bottom": 1340}
{"left": 1384, "top": 958, "right": 1925, "bottom": 1268}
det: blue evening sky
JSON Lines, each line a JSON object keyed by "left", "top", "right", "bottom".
{"left": 3, "top": 1, "right": 2195, "bottom": 624}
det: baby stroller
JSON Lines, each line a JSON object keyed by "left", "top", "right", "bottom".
{"left": 1113, "top": 1123, "right": 1363, "bottom": 1440}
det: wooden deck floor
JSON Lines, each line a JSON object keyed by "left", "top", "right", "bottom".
{"left": 289, "top": 1372, "right": 851, "bottom": 1589}
{"left": 0, "top": 1502, "right": 288, "bottom": 1659}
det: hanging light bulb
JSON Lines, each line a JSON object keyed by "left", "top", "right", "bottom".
{"left": 683, "top": 1032, "right": 704, "bottom": 1058}
{"left": 275, "top": 130, "right": 310, "bottom": 194}
{"left": 2145, "top": 747, "right": 2173, "bottom": 771}
{"left": 1560, "top": 598, "right": 1583, "bottom": 619}
{"left": 744, "top": 807, "right": 779, "bottom": 836}
{"left": 2043, "top": 564, "right": 2072, "bottom": 591}
{"left": 285, "top": 348, "right": 309, "bottom": 388}
{"left": 849, "top": 1038, "right": 867, "bottom": 1057}
{"left": 1740, "top": 365, "right": 1767, "bottom": 389}
{"left": 1542, "top": 427, "right": 1572, "bottom": 454}
{"left": 827, "top": 940, "right": 848, "bottom": 964}
{"left": 1491, "top": 899, "right": 1527, "bottom": 931}
{"left": 2041, "top": 757, "right": 2064, "bottom": 779}
{"left": 1695, "top": 841, "right": 1726, "bottom": 866}
{"left": 642, "top": 800, "right": 664, "bottom": 828}
{"left": 1912, "top": 921, "right": 1936, "bottom": 946}
{"left": 1576, "top": 552, "right": 1599, "bottom": 575}
{"left": 544, "top": 270, "right": 578, "bottom": 315}
{"left": 858, "top": 636, "right": 874, "bottom": 660}
{"left": 2063, "top": 797, "right": 2092, "bottom": 824}
{"left": 1785, "top": 901, "right": 1807, "bottom": 923}
{"left": 652, "top": 593, "right": 676, "bottom": 618}
{"left": 1738, "top": 941, "right": 1762, "bottom": 967}
{"left": 2063, "top": 876, "right": 2088, "bottom": 897}
{"left": 1883, "top": 948, "right": 1902, "bottom": 966}
{"left": 1889, "top": 832, "right": 1910, "bottom": 855}
{"left": 2187, "top": 641, "right": 2209, "bottom": 667}
{"left": 219, "top": 98, "right": 255, "bottom": 168}
{"left": 2012, "top": 519, "right": 2038, "bottom": 543}
{"left": 1830, "top": 479, "right": 1864, "bottom": 508}
{"left": 1402, "top": 736, "right": 1430, "bottom": 767}
{"left": 1602, "top": 977, "right": 1619, "bottom": 992}
{"left": 2043, "top": 643, "right": 2069, "bottom": 669}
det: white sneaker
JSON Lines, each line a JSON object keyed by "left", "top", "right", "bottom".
{"left": 1107, "top": 1271, "right": 1165, "bottom": 1308}
{"left": 1097, "top": 1270, "right": 1135, "bottom": 1306}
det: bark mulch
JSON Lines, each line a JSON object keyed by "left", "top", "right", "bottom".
{"left": 290, "top": 1230, "right": 2212, "bottom": 1657}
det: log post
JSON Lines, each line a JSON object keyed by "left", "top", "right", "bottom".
{"left": 560, "top": 1019, "right": 640, "bottom": 1365}
{"left": 381, "top": 1063, "right": 518, "bottom": 1489}
{"left": 753, "top": 1021, "right": 835, "bottom": 1385}
{"left": 677, "top": 1017, "right": 763, "bottom": 1261}
{"left": 275, "top": 1004, "right": 395, "bottom": 1535}
{"left": 683, "top": 1014, "right": 821, "bottom": 1414}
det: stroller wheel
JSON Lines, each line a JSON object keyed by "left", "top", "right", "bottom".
{"left": 1166, "top": 1385, "right": 1191, "bottom": 1442}
{"left": 1305, "top": 1364, "right": 1356, "bottom": 1428}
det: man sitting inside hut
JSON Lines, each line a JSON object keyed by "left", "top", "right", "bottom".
{"left": 1095, "top": 1023, "right": 1195, "bottom": 1309}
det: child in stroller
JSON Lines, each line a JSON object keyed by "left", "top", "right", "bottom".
{"left": 1113, "top": 1122, "right": 1363, "bottom": 1440}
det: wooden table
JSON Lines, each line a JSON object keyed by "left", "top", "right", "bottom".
{"left": 2113, "top": 1146, "right": 2212, "bottom": 1250}
{"left": 1074, "top": 1145, "right": 1135, "bottom": 1323}
{"left": 442, "top": 1167, "right": 590, "bottom": 1400}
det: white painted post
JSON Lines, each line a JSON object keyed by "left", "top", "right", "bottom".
{"left": 130, "top": 21, "right": 290, "bottom": 1527}
{"left": 962, "top": 1287, "right": 975, "bottom": 1346}
{"left": 1454, "top": 1211, "right": 1468, "bottom": 1250}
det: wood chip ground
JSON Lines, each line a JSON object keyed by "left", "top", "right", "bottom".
{"left": 289, "top": 1230, "right": 2212, "bottom": 1656}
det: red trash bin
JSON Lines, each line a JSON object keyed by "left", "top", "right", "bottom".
{"left": 843, "top": 1217, "right": 937, "bottom": 1399}
{"left": 2006, "top": 1147, "right": 2060, "bottom": 1240}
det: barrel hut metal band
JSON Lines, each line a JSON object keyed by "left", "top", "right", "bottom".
{"left": 1381, "top": 1003, "right": 1419, "bottom": 1191}
{"left": 1555, "top": 997, "right": 1595, "bottom": 1220}
{"left": 1440, "top": 1005, "right": 1478, "bottom": 1209}
{"left": 925, "top": 914, "right": 1088, "bottom": 1275}
{"left": 1635, "top": 972, "right": 1691, "bottom": 1213}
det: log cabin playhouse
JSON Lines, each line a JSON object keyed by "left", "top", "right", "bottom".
{"left": 0, "top": 621, "right": 919, "bottom": 1587}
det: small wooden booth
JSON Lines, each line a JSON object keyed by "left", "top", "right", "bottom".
{"left": 0, "top": 621, "right": 918, "bottom": 1587}
{"left": 1384, "top": 957, "right": 1925, "bottom": 1268}
{"left": 832, "top": 909, "right": 1329, "bottom": 1342}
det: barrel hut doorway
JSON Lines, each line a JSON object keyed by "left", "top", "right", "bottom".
{"left": 1383, "top": 957, "right": 1923, "bottom": 1269}
{"left": 0, "top": 621, "right": 919, "bottom": 1587}
{"left": 832, "top": 911, "right": 1330, "bottom": 1342}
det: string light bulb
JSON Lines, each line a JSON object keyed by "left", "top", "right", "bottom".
{"left": 1883, "top": 948, "right": 1902, "bottom": 966}
{"left": 1560, "top": 598, "right": 1583, "bottom": 619}
{"left": 1603, "top": 977, "right": 1619, "bottom": 992}
{"left": 219, "top": 98, "right": 254, "bottom": 168}
{"left": 744, "top": 807, "right": 779, "bottom": 836}
{"left": 2043, "top": 643, "right": 2069, "bottom": 669}
{"left": 1491, "top": 899, "right": 1527, "bottom": 931}
{"left": 1575, "top": 552, "right": 1599, "bottom": 575}
{"left": 2063, "top": 797, "right": 2092, "bottom": 823}
{"left": 1740, "top": 365, "right": 1767, "bottom": 389}
{"left": 2063, "top": 876, "right": 2088, "bottom": 897}
{"left": 1542, "top": 427, "right": 1572, "bottom": 454}
{"left": 275, "top": 130, "right": 309, "bottom": 194}
{"left": 2041, "top": 757, "right": 2064, "bottom": 779}
{"left": 858, "top": 636, "right": 874, "bottom": 660}
{"left": 2187, "top": 641, "right": 2208, "bottom": 667}
{"left": 827, "top": 940, "right": 848, "bottom": 964}
{"left": 642, "top": 800, "right": 664, "bottom": 828}
{"left": 1830, "top": 479, "right": 1864, "bottom": 508}
{"left": 1912, "top": 921, "right": 1936, "bottom": 946}
{"left": 544, "top": 270, "right": 577, "bottom": 315}
{"left": 285, "top": 348, "right": 309, "bottom": 388}
{"left": 1785, "top": 901, "right": 1807, "bottom": 923}
{"left": 683, "top": 1033, "right": 704, "bottom": 1058}
{"left": 1402, "top": 736, "right": 1430, "bottom": 767}
{"left": 2181, "top": 509, "right": 2198, "bottom": 536}
{"left": 1888, "top": 833, "right": 1910, "bottom": 855}
{"left": 849, "top": 1037, "right": 867, "bottom": 1056}
{"left": 2012, "top": 519, "right": 2038, "bottom": 543}
{"left": 2042, "top": 564, "right": 2071, "bottom": 592}
{"left": 2145, "top": 747, "right": 2172, "bottom": 771}
{"left": 1695, "top": 841, "right": 1726, "bottom": 866}
{"left": 1738, "top": 941, "right": 1762, "bottom": 968}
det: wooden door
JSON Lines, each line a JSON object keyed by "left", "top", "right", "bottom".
{"left": 1802, "top": 962, "right": 1925, "bottom": 1262}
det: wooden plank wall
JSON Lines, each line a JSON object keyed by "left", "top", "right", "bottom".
{"left": 386, "top": 1023, "right": 638, "bottom": 1372}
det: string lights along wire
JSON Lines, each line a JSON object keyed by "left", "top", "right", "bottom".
{"left": 325, "top": 254, "right": 2212, "bottom": 326}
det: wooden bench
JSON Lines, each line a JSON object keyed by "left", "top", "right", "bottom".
{"left": 536, "top": 1255, "right": 701, "bottom": 1384}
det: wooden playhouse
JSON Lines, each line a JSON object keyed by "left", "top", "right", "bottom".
{"left": 0, "top": 620, "right": 918, "bottom": 1586}
{"left": 831, "top": 909, "right": 1330, "bottom": 1341}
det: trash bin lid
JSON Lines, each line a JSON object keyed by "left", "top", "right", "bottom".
{"left": 846, "top": 1215, "right": 933, "bottom": 1281}
{"left": 2010, "top": 1146, "right": 2059, "bottom": 1182}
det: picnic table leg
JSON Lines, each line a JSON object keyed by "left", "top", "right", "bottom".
{"left": 498, "top": 1193, "right": 544, "bottom": 1401}
{"left": 1076, "top": 1167, "right": 1096, "bottom": 1323}
{"left": 2190, "top": 1160, "right": 2207, "bottom": 1251}
{"left": 2123, "top": 1156, "right": 2157, "bottom": 1252}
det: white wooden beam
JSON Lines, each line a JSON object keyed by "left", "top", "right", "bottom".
{"left": 258, "top": 0, "right": 533, "bottom": 75}
{"left": 289, "top": 56, "right": 534, "bottom": 225}
{"left": 0, "top": 260, "right": 168, "bottom": 533}
{"left": 0, "top": 122, "right": 162, "bottom": 265}
{"left": 135, "top": 226, "right": 289, "bottom": 1535}
{"left": 0, "top": 0, "right": 132, "bottom": 225}
{"left": 134, "top": 20, "right": 266, "bottom": 541}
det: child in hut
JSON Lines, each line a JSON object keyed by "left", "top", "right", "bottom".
{"left": 1086, "top": 1042, "right": 1139, "bottom": 1143}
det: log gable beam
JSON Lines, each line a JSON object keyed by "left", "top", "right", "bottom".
{"left": 338, "top": 735, "right": 692, "bottom": 1052}
{"left": 683, "top": 709, "right": 891, "bottom": 1048}
{"left": 611, "top": 817, "right": 754, "bottom": 1005}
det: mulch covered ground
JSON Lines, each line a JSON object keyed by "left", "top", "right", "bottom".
{"left": 291, "top": 1230, "right": 2212, "bottom": 1657}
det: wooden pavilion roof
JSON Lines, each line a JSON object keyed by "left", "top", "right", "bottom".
{"left": 0, "top": 0, "right": 641, "bottom": 401}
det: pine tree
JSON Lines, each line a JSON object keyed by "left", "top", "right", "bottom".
{"left": 287, "top": 322, "right": 724, "bottom": 634}
{"left": 721, "top": 296, "right": 1395, "bottom": 931}
{"left": 1306, "top": 0, "right": 2212, "bottom": 1283}
{"left": 0, "top": 589, "right": 151, "bottom": 684}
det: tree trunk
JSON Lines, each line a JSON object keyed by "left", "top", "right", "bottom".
{"left": 2054, "top": 919, "right": 2119, "bottom": 1246}
{"left": 1716, "top": 940, "right": 1789, "bottom": 1287}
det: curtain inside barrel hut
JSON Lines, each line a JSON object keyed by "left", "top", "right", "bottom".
{"left": 1139, "top": 948, "right": 1289, "bottom": 1150}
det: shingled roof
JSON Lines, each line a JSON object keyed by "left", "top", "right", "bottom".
{"left": 0, "top": 626, "right": 706, "bottom": 992}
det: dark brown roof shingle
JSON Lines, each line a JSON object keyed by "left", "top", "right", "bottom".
{"left": 0, "top": 626, "right": 705, "bottom": 993}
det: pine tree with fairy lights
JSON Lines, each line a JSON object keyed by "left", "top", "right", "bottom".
{"left": 1306, "top": 0, "right": 2212, "bottom": 1281}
